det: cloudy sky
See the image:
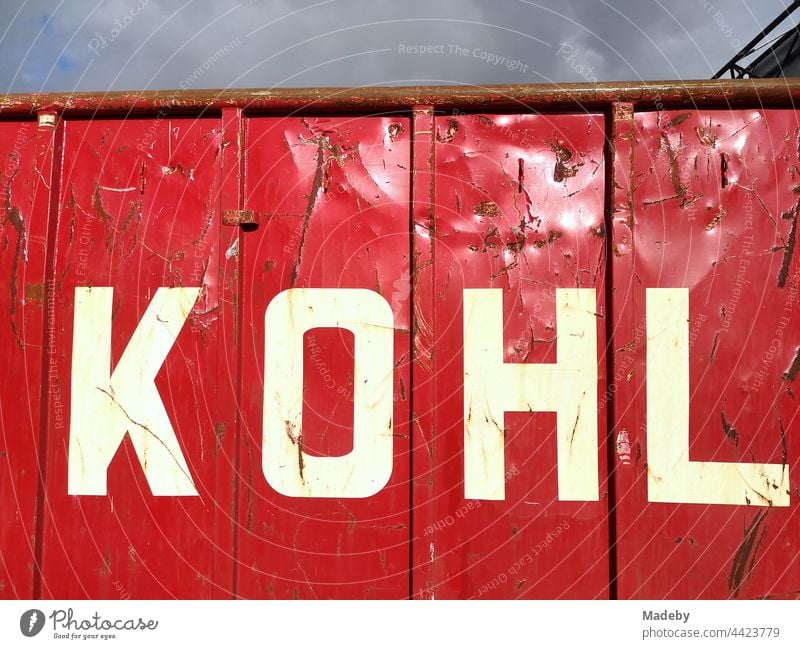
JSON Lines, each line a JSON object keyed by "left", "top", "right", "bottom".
{"left": 0, "top": 0, "right": 796, "bottom": 93}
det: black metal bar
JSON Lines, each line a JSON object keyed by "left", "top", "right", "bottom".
{"left": 713, "top": 0, "right": 800, "bottom": 78}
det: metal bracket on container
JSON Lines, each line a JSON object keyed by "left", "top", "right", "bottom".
{"left": 37, "top": 112, "right": 58, "bottom": 128}
{"left": 222, "top": 209, "right": 261, "bottom": 227}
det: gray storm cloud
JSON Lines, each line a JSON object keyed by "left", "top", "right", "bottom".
{"left": 0, "top": 0, "right": 792, "bottom": 92}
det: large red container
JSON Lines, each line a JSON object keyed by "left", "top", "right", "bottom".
{"left": 0, "top": 81, "right": 799, "bottom": 599}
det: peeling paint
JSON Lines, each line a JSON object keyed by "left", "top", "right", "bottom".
{"left": 436, "top": 118, "right": 458, "bottom": 143}
{"left": 666, "top": 112, "right": 691, "bottom": 128}
{"left": 785, "top": 347, "right": 800, "bottom": 381}
{"left": 695, "top": 125, "right": 718, "bottom": 148}
{"left": 289, "top": 137, "right": 326, "bottom": 286}
{"left": 550, "top": 141, "right": 580, "bottom": 182}
{"left": 720, "top": 411, "right": 739, "bottom": 447}
{"left": 778, "top": 200, "right": 798, "bottom": 288}
{"left": 5, "top": 204, "right": 26, "bottom": 346}
{"left": 473, "top": 201, "right": 499, "bottom": 218}
{"left": 704, "top": 205, "right": 726, "bottom": 231}
{"left": 387, "top": 122, "right": 404, "bottom": 142}
{"left": 224, "top": 238, "right": 239, "bottom": 259}
{"left": 615, "top": 429, "right": 632, "bottom": 464}
{"left": 728, "top": 510, "right": 768, "bottom": 598}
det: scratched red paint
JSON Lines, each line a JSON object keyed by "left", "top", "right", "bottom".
{"left": 38, "top": 116, "right": 236, "bottom": 598}
{"left": 234, "top": 116, "right": 412, "bottom": 598}
{"left": 414, "top": 112, "right": 611, "bottom": 598}
{"left": 0, "top": 84, "right": 798, "bottom": 600}
{"left": 611, "top": 108, "right": 800, "bottom": 599}
{"left": 0, "top": 118, "right": 50, "bottom": 598}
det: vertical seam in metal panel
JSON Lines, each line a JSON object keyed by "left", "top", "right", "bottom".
{"left": 604, "top": 101, "right": 635, "bottom": 600}
{"left": 408, "top": 109, "right": 416, "bottom": 601}
{"left": 32, "top": 112, "right": 64, "bottom": 600}
{"left": 428, "top": 110, "right": 436, "bottom": 600}
{"left": 221, "top": 107, "right": 244, "bottom": 599}
{"left": 234, "top": 110, "right": 245, "bottom": 600}
{"left": 603, "top": 106, "right": 619, "bottom": 600}
{"left": 410, "top": 105, "right": 435, "bottom": 599}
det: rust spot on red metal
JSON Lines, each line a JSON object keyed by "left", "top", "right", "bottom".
{"left": 489, "top": 259, "right": 519, "bottom": 280}
{"left": 473, "top": 201, "right": 499, "bottom": 218}
{"left": 778, "top": 200, "right": 798, "bottom": 288}
{"left": 24, "top": 282, "right": 45, "bottom": 305}
{"left": 222, "top": 209, "right": 260, "bottom": 226}
{"left": 4, "top": 204, "right": 25, "bottom": 347}
{"left": 550, "top": 141, "right": 579, "bottom": 182}
{"left": 92, "top": 184, "right": 112, "bottom": 223}
{"left": 613, "top": 102, "right": 634, "bottom": 121}
{"left": 436, "top": 118, "right": 458, "bottom": 143}
{"left": 719, "top": 152, "right": 729, "bottom": 188}
{"left": 481, "top": 226, "right": 500, "bottom": 250}
{"left": 284, "top": 419, "right": 304, "bottom": 484}
{"left": 290, "top": 139, "right": 325, "bottom": 287}
{"left": 666, "top": 113, "right": 691, "bottom": 128}
{"left": 589, "top": 223, "right": 605, "bottom": 238}
{"left": 728, "top": 510, "right": 768, "bottom": 598}
{"left": 214, "top": 422, "right": 226, "bottom": 452}
{"left": 696, "top": 125, "right": 718, "bottom": 148}
{"left": 709, "top": 332, "right": 720, "bottom": 365}
{"left": 720, "top": 411, "right": 739, "bottom": 447}
{"left": 388, "top": 122, "right": 404, "bottom": 142}
{"left": 531, "top": 230, "right": 563, "bottom": 248}
{"left": 705, "top": 205, "right": 726, "bottom": 231}
{"left": 661, "top": 132, "right": 700, "bottom": 209}
{"left": 785, "top": 347, "right": 800, "bottom": 381}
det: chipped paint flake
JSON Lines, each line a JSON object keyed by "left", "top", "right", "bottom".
{"left": 225, "top": 238, "right": 239, "bottom": 259}
{"left": 615, "top": 430, "right": 632, "bottom": 464}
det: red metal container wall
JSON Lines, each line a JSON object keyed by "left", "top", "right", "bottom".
{"left": 611, "top": 108, "right": 800, "bottom": 598}
{"left": 414, "top": 113, "right": 611, "bottom": 598}
{"left": 0, "top": 85, "right": 798, "bottom": 600}
{"left": 38, "top": 116, "right": 236, "bottom": 598}
{"left": 0, "top": 119, "right": 53, "bottom": 597}
{"left": 235, "top": 116, "right": 412, "bottom": 598}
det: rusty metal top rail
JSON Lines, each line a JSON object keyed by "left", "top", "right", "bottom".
{"left": 3, "top": 79, "right": 800, "bottom": 117}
